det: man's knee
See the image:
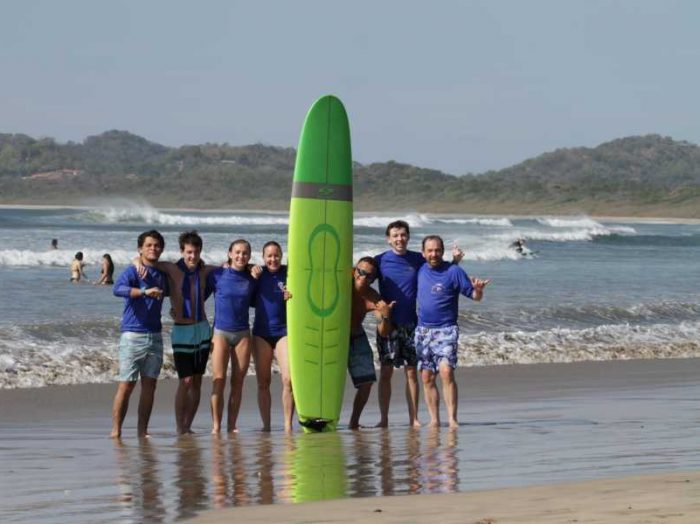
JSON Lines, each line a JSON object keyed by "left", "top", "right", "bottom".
{"left": 438, "top": 363, "right": 455, "bottom": 383}
{"left": 379, "top": 365, "right": 394, "bottom": 381}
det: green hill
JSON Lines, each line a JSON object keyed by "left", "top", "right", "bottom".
{"left": 1, "top": 131, "right": 699, "bottom": 217}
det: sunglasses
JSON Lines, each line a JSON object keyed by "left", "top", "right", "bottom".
{"left": 356, "top": 268, "right": 376, "bottom": 282}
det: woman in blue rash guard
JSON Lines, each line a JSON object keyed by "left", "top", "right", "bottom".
{"left": 252, "top": 241, "right": 294, "bottom": 432}
{"left": 207, "top": 239, "right": 258, "bottom": 433}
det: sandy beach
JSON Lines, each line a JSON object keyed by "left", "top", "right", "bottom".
{"left": 1, "top": 358, "right": 699, "bottom": 523}
{"left": 192, "top": 470, "right": 700, "bottom": 523}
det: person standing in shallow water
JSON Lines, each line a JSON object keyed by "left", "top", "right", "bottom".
{"left": 252, "top": 241, "right": 294, "bottom": 432}
{"left": 133, "top": 231, "right": 218, "bottom": 435}
{"left": 94, "top": 253, "right": 115, "bottom": 285}
{"left": 70, "top": 251, "right": 87, "bottom": 282}
{"left": 416, "top": 235, "right": 489, "bottom": 429}
{"left": 373, "top": 220, "right": 464, "bottom": 428}
{"left": 207, "top": 239, "right": 258, "bottom": 434}
{"left": 110, "top": 230, "right": 167, "bottom": 439}
{"left": 348, "top": 256, "right": 395, "bottom": 430}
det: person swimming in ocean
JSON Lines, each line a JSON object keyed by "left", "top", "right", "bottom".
{"left": 70, "top": 252, "right": 88, "bottom": 283}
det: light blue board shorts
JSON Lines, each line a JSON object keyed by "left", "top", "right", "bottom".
{"left": 118, "top": 331, "right": 163, "bottom": 382}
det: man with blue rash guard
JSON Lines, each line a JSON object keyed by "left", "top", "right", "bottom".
{"left": 416, "top": 234, "right": 490, "bottom": 429}
{"left": 110, "top": 230, "right": 167, "bottom": 439}
{"left": 207, "top": 239, "right": 258, "bottom": 433}
{"left": 374, "top": 220, "right": 463, "bottom": 428}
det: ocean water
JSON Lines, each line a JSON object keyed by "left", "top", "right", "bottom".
{"left": 1, "top": 202, "right": 699, "bottom": 389}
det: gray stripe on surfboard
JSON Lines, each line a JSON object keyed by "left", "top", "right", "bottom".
{"left": 292, "top": 181, "right": 353, "bottom": 202}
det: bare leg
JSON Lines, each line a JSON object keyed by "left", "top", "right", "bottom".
{"left": 187, "top": 374, "right": 203, "bottom": 430}
{"left": 405, "top": 366, "right": 421, "bottom": 428}
{"left": 175, "top": 376, "right": 194, "bottom": 434}
{"left": 210, "top": 335, "right": 231, "bottom": 434}
{"left": 376, "top": 365, "right": 393, "bottom": 428}
{"left": 275, "top": 337, "right": 295, "bottom": 432}
{"left": 349, "top": 382, "right": 373, "bottom": 430}
{"left": 111, "top": 381, "right": 136, "bottom": 438}
{"left": 137, "top": 377, "right": 158, "bottom": 438}
{"left": 421, "top": 369, "right": 440, "bottom": 427}
{"left": 439, "top": 364, "right": 458, "bottom": 428}
{"left": 227, "top": 336, "right": 251, "bottom": 432}
{"left": 253, "top": 336, "right": 274, "bottom": 431}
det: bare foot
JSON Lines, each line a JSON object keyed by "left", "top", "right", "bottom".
{"left": 427, "top": 420, "right": 440, "bottom": 428}
{"left": 411, "top": 419, "right": 423, "bottom": 428}
{"left": 227, "top": 427, "right": 239, "bottom": 434}
{"left": 137, "top": 433, "right": 151, "bottom": 439}
{"left": 284, "top": 425, "right": 293, "bottom": 433}
{"left": 448, "top": 420, "right": 459, "bottom": 429}
{"left": 110, "top": 429, "right": 121, "bottom": 439}
{"left": 375, "top": 421, "right": 389, "bottom": 428}
{"left": 211, "top": 426, "right": 221, "bottom": 434}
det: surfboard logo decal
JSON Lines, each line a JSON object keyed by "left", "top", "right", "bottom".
{"left": 292, "top": 182, "right": 352, "bottom": 202}
{"left": 306, "top": 223, "right": 341, "bottom": 318}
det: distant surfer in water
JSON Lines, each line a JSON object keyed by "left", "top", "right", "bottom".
{"left": 416, "top": 235, "right": 490, "bottom": 428}
{"left": 51, "top": 238, "right": 58, "bottom": 250}
{"left": 348, "top": 256, "right": 395, "bottom": 430}
{"left": 252, "top": 241, "right": 294, "bottom": 432}
{"left": 511, "top": 238, "right": 527, "bottom": 255}
{"left": 110, "top": 230, "right": 167, "bottom": 439}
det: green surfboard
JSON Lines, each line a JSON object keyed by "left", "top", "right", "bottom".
{"left": 287, "top": 95, "right": 353, "bottom": 433}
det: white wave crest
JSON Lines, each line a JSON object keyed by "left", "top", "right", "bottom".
{"left": 438, "top": 217, "right": 513, "bottom": 227}
{"left": 458, "top": 321, "right": 700, "bottom": 366}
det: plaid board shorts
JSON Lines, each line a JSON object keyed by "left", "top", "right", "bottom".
{"left": 376, "top": 323, "right": 418, "bottom": 368}
{"left": 414, "top": 324, "right": 459, "bottom": 373}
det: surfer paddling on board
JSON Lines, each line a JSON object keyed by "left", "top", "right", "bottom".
{"left": 416, "top": 235, "right": 490, "bottom": 428}
{"left": 110, "top": 230, "right": 167, "bottom": 439}
{"left": 348, "top": 256, "right": 395, "bottom": 430}
{"left": 252, "top": 241, "right": 294, "bottom": 433}
{"left": 374, "top": 220, "right": 464, "bottom": 428}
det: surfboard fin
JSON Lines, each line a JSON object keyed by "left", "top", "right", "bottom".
{"left": 298, "top": 418, "right": 330, "bottom": 432}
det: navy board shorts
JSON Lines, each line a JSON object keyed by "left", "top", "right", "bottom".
{"left": 348, "top": 330, "right": 377, "bottom": 387}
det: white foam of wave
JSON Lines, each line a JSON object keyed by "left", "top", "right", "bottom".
{"left": 458, "top": 320, "right": 700, "bottom": 366}
{"left": 438, "top": 217, "right": 513, "bottom": 227}
{"left": 537, "top": 216, "right": 603, "bottom": 228}
{"left": 0, "top": 248, "right": 237, "bottom": 268}
{"left": 354, "top": 213, "right": 434, "bottom": 228}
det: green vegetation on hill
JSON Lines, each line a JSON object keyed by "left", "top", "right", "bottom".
{"left": 1, "top": 131, "right": 699, "bottom": 217}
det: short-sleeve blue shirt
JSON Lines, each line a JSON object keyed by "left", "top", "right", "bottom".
{"left": 416, "top": 261, "right": 473, "bottom": 328}
{"left": 374, "top": 249, "right": 425, "bottom": 326}
{"left": 113, "top": 265, "right": 168, "bottom": 333}
{"left": 252, "top": 266, "right": 287, "bottom": 338}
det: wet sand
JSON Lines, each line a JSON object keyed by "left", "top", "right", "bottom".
{"left": 192, "top": 470, "right": 700, "bottom": 523}
{"left": 1, "top": 358, "right": 699, "bottom": 523}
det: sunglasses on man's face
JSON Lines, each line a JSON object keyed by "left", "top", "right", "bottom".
{"left": 356, "top": 268, "right": 376, "bottom": 282}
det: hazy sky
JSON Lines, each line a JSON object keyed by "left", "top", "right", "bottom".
{"left": 2, "top": 1, "right": 699, "bottom": 174}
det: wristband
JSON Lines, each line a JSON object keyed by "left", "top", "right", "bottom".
{"left": 140, "top": 286, "right": 146, "bottom": 297}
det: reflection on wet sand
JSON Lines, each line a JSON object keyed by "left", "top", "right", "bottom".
{"left": 114, "top": 439, "right": 165, "bottom": 522}
{"left": 174, "top": 436, "right": 208, "bottom": 520}
{"left": 112, "top": 427, "right": 462, "bottom": 520}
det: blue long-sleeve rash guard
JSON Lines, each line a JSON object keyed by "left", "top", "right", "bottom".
{"left": 113, "top": 265, "right": 168, "bottom": 333}
{"left": 207, "top": 267, "right": 258, "bottom": 332}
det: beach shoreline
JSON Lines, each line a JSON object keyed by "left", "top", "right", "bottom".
{"left": 190, "top": 469, "right": 700, "bottom": 523}
{"left": 1, "top": 358, "right": 699, "bottom": 522}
